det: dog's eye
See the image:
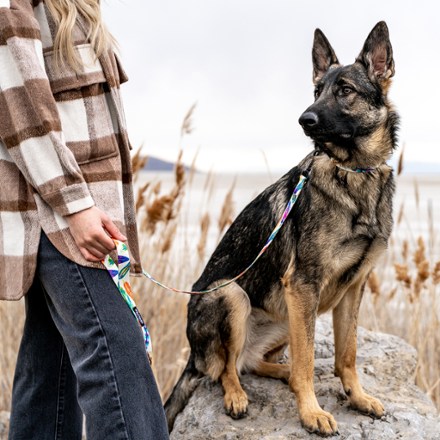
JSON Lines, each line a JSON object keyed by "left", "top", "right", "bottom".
{"left": 341, "top": 87, "right": 353, "bottom": 96}
{"left": 314, "top": 87, "right": 323, "bottom": 100}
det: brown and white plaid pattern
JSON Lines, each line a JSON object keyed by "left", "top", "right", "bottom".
{"left": 0, "top": 0, "right": 141, "bottom": 300}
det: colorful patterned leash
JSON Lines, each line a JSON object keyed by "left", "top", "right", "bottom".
{"left": 141, "top": 171, "right": 309, "bottom": 294}
{"left": 102, "top": 242, "right": 152, "bottom": 363}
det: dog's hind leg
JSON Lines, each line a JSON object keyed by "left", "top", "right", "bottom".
{"left": 333, "top": 281, "right": 385, "bottom": 418}
{"left": 218, "top": 282, "right": 251, "bottom": 419}
{"left": 253, "top": 361, "right": 290, "bottom": 381}
{"left": 252, "top": 340, "right": 290, "bottom": 381}
{"left": 284, "top": 277, "right": 339, "bottom": 437}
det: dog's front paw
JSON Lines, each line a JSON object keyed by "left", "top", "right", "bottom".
{"left": 349, "top": 393, "right": 385, "bottom": 418}
{"left": 224, "top": 390, "right": 248, "bottom": 419}
{"left": 300, "top": 409, "right": 339, "bottom": 437}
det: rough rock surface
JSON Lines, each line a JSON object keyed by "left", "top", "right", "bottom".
{"left": 170, "top": 318, "right": 440, "bottom": 440}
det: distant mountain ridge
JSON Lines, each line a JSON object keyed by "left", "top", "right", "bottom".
{"left": 143, "top": 156, "right": 178, "bottom": 171}
{"left": 143, "top": 155, "right": 440, "bottom": 174}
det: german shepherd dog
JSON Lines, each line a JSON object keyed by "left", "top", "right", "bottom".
{"left": 165, "top": 21, "right": 398, "bottom": 437}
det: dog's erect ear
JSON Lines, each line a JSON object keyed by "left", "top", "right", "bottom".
{"left": 312, "top": 29, "right": 339, "bottom": 84}
{"left": 356, "top": 21, "right": 395, "bottom": 84}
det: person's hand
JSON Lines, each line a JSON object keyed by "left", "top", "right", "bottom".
{"left": 65, "top": 206, "right": 127, "bottom": 262}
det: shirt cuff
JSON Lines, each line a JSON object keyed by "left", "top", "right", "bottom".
{"left": 43, "top": 182, "right": 95, "bottom": 217}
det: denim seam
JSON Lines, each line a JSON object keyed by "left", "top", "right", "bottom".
{"left": 41, "top": 281, "right": 68, "bottom": 440}
{"left": 72, "top": 263, "right": 130, "bottom": 440}
{"left": 54, "top": 345, "right": 66, "bottom": 440}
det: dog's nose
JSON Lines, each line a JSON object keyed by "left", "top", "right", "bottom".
{"left": 299, "top": 112, "right": 319, "bottom": 128}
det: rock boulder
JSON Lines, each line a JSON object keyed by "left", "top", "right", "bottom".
{"left": 170, "top": 318, "right": 440, "bottom": 440}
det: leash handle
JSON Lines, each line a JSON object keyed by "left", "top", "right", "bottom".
{"left": 102, "top": 242, "right": 152, "bottom": 363}
{"left": 142, "top": 173, "right": 309, "bottom": 295}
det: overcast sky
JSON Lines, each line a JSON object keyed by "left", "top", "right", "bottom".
{"left": 102, "top": 0, "right": 440, "bottom": 173}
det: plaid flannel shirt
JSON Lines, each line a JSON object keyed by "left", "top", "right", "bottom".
{"left": 0, "top": 0, "right": 141, "bottom": 300}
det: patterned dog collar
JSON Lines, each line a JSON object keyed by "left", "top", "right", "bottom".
{"left": 331, "top": 158, "right": 378, "bottom": 173}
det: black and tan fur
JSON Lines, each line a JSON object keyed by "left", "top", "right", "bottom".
{"left": 165, "top": 21, "right": 398, "bottom": 436}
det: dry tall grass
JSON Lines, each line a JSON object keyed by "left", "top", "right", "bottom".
{"left": 360, "top": 159, "right": 440, "bottom": 407}
{"left": 0, "top": 123, "right": 438, "bottom": 415}
{"left": 0, "top": 301, "right": 24, "bottom": 410}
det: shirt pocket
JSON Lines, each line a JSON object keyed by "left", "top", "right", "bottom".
{"left": 43, "top": 43, "right": 107, "bottom": 93}
{"left": 43, "top": 43, "right": 120, "bottom": 165}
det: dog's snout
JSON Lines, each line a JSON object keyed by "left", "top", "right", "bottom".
{"left": 299, "top": 111, "right": 319, "bottom": 128}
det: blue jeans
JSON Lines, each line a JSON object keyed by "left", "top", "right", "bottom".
{"left": 8, "top": 232, "right": 169, "bottom": 440}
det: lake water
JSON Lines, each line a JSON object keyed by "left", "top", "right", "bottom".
{"left": 136, "top": 170, "right": 440, "bottom": 262}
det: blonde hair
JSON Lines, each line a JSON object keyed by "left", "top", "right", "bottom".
{"left": 45, "top": 0, "right": 114, "bottom": 71}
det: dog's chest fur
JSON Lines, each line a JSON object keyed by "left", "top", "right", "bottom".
{"left": 291, "top": 156, "right": 394, "bottom": 314}
{"left": 262, "top": 157, "right": 394, "bottom": 313}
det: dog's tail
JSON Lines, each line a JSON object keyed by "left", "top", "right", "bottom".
{"left": 164, "top": 355, "right": 202, "bottom": 432}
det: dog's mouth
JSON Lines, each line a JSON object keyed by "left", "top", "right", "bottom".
{"left": 303, "top": 129, "right": 353, "bottom": 143}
